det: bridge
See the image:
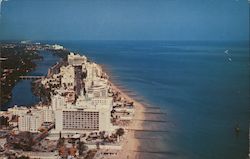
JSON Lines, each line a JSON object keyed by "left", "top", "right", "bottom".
{"left": 19, "top": 76, "right": 45, "bottom": 80}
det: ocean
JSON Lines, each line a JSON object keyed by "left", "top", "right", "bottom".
{"left": 4, "top": 40, "right": 250, "bottom": 159}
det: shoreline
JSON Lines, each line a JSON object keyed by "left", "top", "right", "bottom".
{"left": 0, "top": 45, "right": 42, "bottom": 108}
{"left": 110, "top": 81, "right": 145, "bottom": 159}
{"left": 101, "top": 64, "right": 146, "bottom": 159}
{"left": 1, "top": 49, "right": 59, "bottom": 110}
{"left": 1, "top": 45, "right": 147, "bottom": 158}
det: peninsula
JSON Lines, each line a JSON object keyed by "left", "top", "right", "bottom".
{"left": 0, "top": 45, "right": 146, "bottom": 159}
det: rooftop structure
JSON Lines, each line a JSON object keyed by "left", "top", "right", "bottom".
{"left": 51, "top": 44, "right": 64, "bottom": 50}
{"left": 68, "top": 52, "right": 87, "bottom": 66}
{"left": 60, "top": 65, "right": 75, "bottom": 89}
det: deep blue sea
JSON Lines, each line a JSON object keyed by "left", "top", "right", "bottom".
{"left": 3, "top": 41, "right": 250, "bottom": 159}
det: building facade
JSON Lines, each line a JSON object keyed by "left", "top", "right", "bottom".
{"left": 18, "top": 112, "right": 43, "bottom": 132}
{"left": 54, "top": 107, "right": 112, "bottom": 133}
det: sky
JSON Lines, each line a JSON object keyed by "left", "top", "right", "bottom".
{"left": 0, "top": 0, "right": 249, "bottom": 41}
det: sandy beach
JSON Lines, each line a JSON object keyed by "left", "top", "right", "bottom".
{"left": 91, "top": 63, "right": 149, "bottom": 159}
{"left": 109, "top": 80, "right": 146, "bottom": 159}
{"left": 100, "top": 64, "right": 147, "bottom": 158}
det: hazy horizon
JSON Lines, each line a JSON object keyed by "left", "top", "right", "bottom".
{"left": 0, "top": 0, "right": 249, "bottom": 41}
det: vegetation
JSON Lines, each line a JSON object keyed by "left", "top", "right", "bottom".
{"left": 6, "top": 154, "right": 30, "bottom": 159}
{"left": 32, "top": 81, "right": 51, "bottom": 104}
{"left": 0, "top": 44, "right": 42, "bottom": 106}
{"left": 116, "top": 128, "right": 125, "bottom": 137}
{"left": 0, "top": 44, "right": 70, "bottom": 107}
{"left": 57, "top": 137, "right": 65, "bottom": 148}
{"left": 78, "top": 141, "right": 87, "bottom": 156}
{"left": 84, "top": 149, "right": 97, "bottom": 159}
{"left": 16, "top": 156, "right": 30, "bottom": 159}
{"left": 0, "top": 116, "right": 9, "bottom": 128}
{"left": 7, "top": 131, "right": 35, "bottom": 151}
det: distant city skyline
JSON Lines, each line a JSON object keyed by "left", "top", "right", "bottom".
{"left": 0, "top": 0, "right": 249, "bottom": 41}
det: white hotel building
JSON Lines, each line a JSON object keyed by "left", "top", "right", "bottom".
{"left": 16, "top": 106, "right": 54, "bottom": 132}
{"left": 51, "top": 53, "right": 114, "bottom": 134}
{"left": 68, "top": 52, "right": 87, "bottom": 66}
{"left": 52, "top": 81, "right": 113, "bottom": 133}
{"left": 14, "top": 53, "right": 114, "bottom": 134}
{"left": 54, "top": 105, "right": 112, "bottom": 133}
{"left": 18, "top": 112, "right": 43, "bottom": 133}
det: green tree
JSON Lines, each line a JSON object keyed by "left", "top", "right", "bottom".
{"left": 116, "top": 128, "right": 125, "bottom": 137}
{"left": 57, "top": 137, "right": 65, "bottom": 148}
{"left": 17, "top": 155, "right": 30, "bottom": 159}
{"left": 78, "top": 141, "right": 87, "bottom": 156}
{"left": 0, "top": 116, "right": 9, "bottom": 127}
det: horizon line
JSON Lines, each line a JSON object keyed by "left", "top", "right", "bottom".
{"left": 0, "top": 39, "right": 249, "bottom": 42}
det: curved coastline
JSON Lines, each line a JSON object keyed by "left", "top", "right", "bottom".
{"left": 109, "top": 80, "right": 146, "bottom": 159}
{"left": 100, "top": 63, "right": 146, "bottom": 158}
{"left": 2, "top": 45, "right": 148, "bottom": 158}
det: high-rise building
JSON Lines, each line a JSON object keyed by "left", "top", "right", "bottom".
{"left": 18, "top": 112, "right": 43, "bottom": 133}
{"left": 53, "top": 93, "right": 113, "bottom": 133}
{"left": 17, "top": 106, "right": 54, "bottom": 132}
{"left": 47, "top": 53, "right": 115, "bottom": 135}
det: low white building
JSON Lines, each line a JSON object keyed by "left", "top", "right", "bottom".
{"left": 52, "top": 44, "right": 63, "bottom": 50}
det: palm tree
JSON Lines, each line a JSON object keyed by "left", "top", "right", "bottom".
{"left": 17, "top": 156, "right": 30, "bottom": 159}
{"left": 116, "top": 128, "right": 125, "bottom": 137}
{"left": 78, "top": 141, "right": 87, "bottom": 155}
